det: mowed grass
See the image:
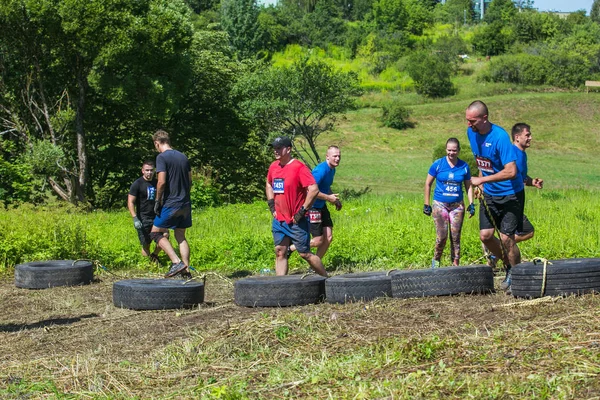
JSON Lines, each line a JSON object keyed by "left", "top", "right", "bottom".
{"left": 329, "top": 92, "right": 600, "bottom": 194}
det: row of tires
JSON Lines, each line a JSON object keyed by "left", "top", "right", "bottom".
{"left": 13, "top": 259, "right": 600, "bottom": 310}
{"left": 235, "top": 266, "right": 494, "bottom": 307}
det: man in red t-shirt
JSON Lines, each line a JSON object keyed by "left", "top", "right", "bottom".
{"left": 266, "top": 137, "right": 328, "bottom": 277}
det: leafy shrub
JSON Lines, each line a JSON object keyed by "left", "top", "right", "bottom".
{"left": 190, "top": 178, "right": 222, "bottom": 209}
{"left": 405, "top": 50, "right": 456, "bottom": 98}
{"left": 480, "top": 53, "right": 551, "bottom": 85}
{"left": 380, "top": 102, "right": 413, "bottom": 130}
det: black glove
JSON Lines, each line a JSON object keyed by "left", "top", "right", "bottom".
{"left": 423, "top": 204, "right": 432, "bottom": 216}
{"left": 133, "top": 216, "right": 142, "bottom": 229}
{"left": 267, "top": 199, "right": 275, "bottom": 214}
{"left": 154, "top": 201, "right": 162, "bottom": 217}
{"left": 467, "top": 203, "right": 476, "bottom": 217}
{"left": 334, "top": 199, "right": 342, "bottom": 211}
{"left": 293, "top": 206, "right": 307, "bottom": 224}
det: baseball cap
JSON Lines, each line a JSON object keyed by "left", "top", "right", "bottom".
{"left": 271, "top": 136, "right": 292, "bottom": 148}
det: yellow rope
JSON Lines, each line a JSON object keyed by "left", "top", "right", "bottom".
{"left": 492, "top": 296, "right": 556, "bottom": 309}
{"left": 532, "top": 257, "right": 553, "bottom": 297}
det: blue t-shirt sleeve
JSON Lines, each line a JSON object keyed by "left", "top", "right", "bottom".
{"left": 156, "top": 154, "right": 166, "bottom": 173}
{"left": 465, "top": 163, "right": 471, "bottom": 180}
{"left": 312, "top": 163, "right": 327, "bottom": 185}
{"left": 498, "top": 135, "right": 517, "bottom": 167}
{"left": 428, "top": 159, "right": 441, "bottom": 177}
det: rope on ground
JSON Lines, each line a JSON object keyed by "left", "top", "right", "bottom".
{"left": 533, "top": 257, "right": 553, "bottom": 298}
{"left": 74, "top": 259, "right": 129, "bottom": 279}
{"left": 492, "top": 296, "right": 557, "bottom": 309}
{"left": 183, "top": 271, "right": 234, "bottom": 287}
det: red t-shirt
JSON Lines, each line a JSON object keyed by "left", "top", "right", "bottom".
{"left": 267, "top": 159, "right": 316, "bottom": 224}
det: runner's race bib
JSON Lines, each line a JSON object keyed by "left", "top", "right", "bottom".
{"left": 443, "top": 182, "right": 460, "bottom": 197}
{"left": 273, "top": 178, "right": 284, "bottom": 194}
{"left": 308, "top": 209, "right": 322, "bottom": 223}
{"left": 475, "top": 156, "right": 494, "bottom": 174}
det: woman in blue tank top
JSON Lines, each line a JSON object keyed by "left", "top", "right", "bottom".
{"left": 423, "top": 138, "right": 475, "bottom": 268}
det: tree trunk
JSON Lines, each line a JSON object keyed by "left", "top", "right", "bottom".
{"left": 75, "top": 62, "right": 87, "bottom": 203}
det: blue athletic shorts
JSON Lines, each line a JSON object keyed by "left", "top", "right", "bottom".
{"left": 272, "top": 219, "right": 310, "bottom": 253}
{"left": 154, "top": 205, "right": 192, "bottom": 229}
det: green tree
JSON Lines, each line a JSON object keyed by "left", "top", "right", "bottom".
{"left": 484, "top": 0, "right": 516, "bottom": 24}
{"left": 471, "top": 21, "right": 511, "bottom": 56}
{"left": 406, "top": 50, "right": 456, "bottom": 97}
{"left": 438, "top": 0, "right": 474, "bottom": 25}
{"left": 592, "top": 0, "right": 600, "bottom": 24}
{"left": 220, "top": 0, "right": 262, "bottom": 58}
{"left": 372, "top": 0, "right": 409, "bottom": 32}
{"left": 0, "top": 0, "right": 195, "bottom": 206}
{"left": 233, "top": 58, "right": 362, "bottom": 167}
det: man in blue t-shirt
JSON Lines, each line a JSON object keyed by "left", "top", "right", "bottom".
{"left": 466, "top": 100, "right": 525, "bottom": 292}
{"left": 150, "top": 130, "right": 193, "bottom": 278}
{"left": 512, "top": 123, "right": 544, "bottom": 243}
{"left": 289, "top": 146, "right": 342, "bottom": 259}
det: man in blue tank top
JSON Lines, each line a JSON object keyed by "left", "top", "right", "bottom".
{"left": 466, "top": 100, "right": 524, "bottom": 292}
{"left": 512, "top": 123, "right": 544, "bottom": 243}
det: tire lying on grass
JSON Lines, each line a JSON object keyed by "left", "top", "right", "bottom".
{"left": 235, "top": 275, "right": 326, "bottom": 307}
{"left": 113, "top": 279, "right": 205, "bottom": 310}
{"left": 15, "top": 260, "right": 94, "bottom": 289}
{"left": 325, "top": 271, "right": 392, "bottom": 304}
{"left": 390, "top": 266, "right": 494, "bottom": 298}
{"left": 511, "top": 258, "right": 600, "bottom": 299}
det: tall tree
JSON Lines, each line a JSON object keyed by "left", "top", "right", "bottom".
{"left": 220, "top": 0, "right": 262, "bottom": 58}
{"left": 0, "top": 0, "right": 195, "bottom": 206}
{"left": 233, "top": 58, "right": 362, "bottom": 168}
{"left": 592, "top": 0, "right": 600, "bottom": 24}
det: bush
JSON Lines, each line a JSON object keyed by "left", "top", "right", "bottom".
{"left": 480, "top": 53, "right": 551, "bottom": 85}
{"left": 380, "top": 102, "right": 413, "bottom": 129}
{"left": 405, "top": 50, "right": 456, "bottom": 98}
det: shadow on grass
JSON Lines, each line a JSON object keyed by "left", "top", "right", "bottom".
{"left": 228, "top": 270, "right": 253, "bottom": 279}
{"left": 0, "top": 313, "right": 99, "bottom": 333}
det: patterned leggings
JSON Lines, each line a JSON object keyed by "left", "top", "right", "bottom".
{"left": 432, "top": 200, "right": 465, "bottom": 263}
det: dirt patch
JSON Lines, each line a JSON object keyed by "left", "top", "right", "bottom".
{"left": 1, "top": 272, "right": 599, "bottom": 398}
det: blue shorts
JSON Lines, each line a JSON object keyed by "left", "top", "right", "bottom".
{"left": 154, "top": 205, "right": 192, "bottom": 229}
{"left": 272, "top": 219, "right": 310, "bottom": 253}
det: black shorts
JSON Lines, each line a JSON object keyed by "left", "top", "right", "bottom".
{"left": 516, "top": 214, "right": 534, "bottom": 235}
{"left": 136, "top": 223, "right": 154, "bottom": 246}
{"left": 308, "top": 205, "right": 333, "bottom": 237}
{"left": 479, "top": 190, "right": 524, "bottom": 236}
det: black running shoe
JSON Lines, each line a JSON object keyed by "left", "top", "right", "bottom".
{"left": 180, "top": 268, "right": 193, "bottom": 280}
{"left": 149, "top": 253, "right": 160, "bottom": 265}
{"left": 165, "top": 261, "right": 186, "bottom": 278}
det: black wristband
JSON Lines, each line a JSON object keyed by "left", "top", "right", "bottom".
{"left": 267, "top": 199, "right": 275, "bottom": 214}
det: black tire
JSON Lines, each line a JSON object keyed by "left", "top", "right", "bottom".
{"left": 325, "top": 271, "right": 392, "bottom": 304}
{"left": 390, "top": 266, "right": 494, "bottom": 299}
{"left": 15, "top": 260, "right": 94, "bottom": 289}
{"left": 512, "top": 258, "right": 600, "bottom": 298}
{"left": 113, "top": 279, "right": 205, "bottom": 310}
{"left": 234, "top": 275, "right": 326, "bottom": 307}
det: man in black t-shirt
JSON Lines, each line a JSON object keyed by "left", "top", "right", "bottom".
{"left": 150, "top": 130, "right": 193, "bottom": 278}
{"left": 127, "top": 160, "right": 165, "bottom": 263}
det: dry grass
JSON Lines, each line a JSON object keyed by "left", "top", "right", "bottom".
{"left": 1, "top": 270, "right": 600, "bottom": 399}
